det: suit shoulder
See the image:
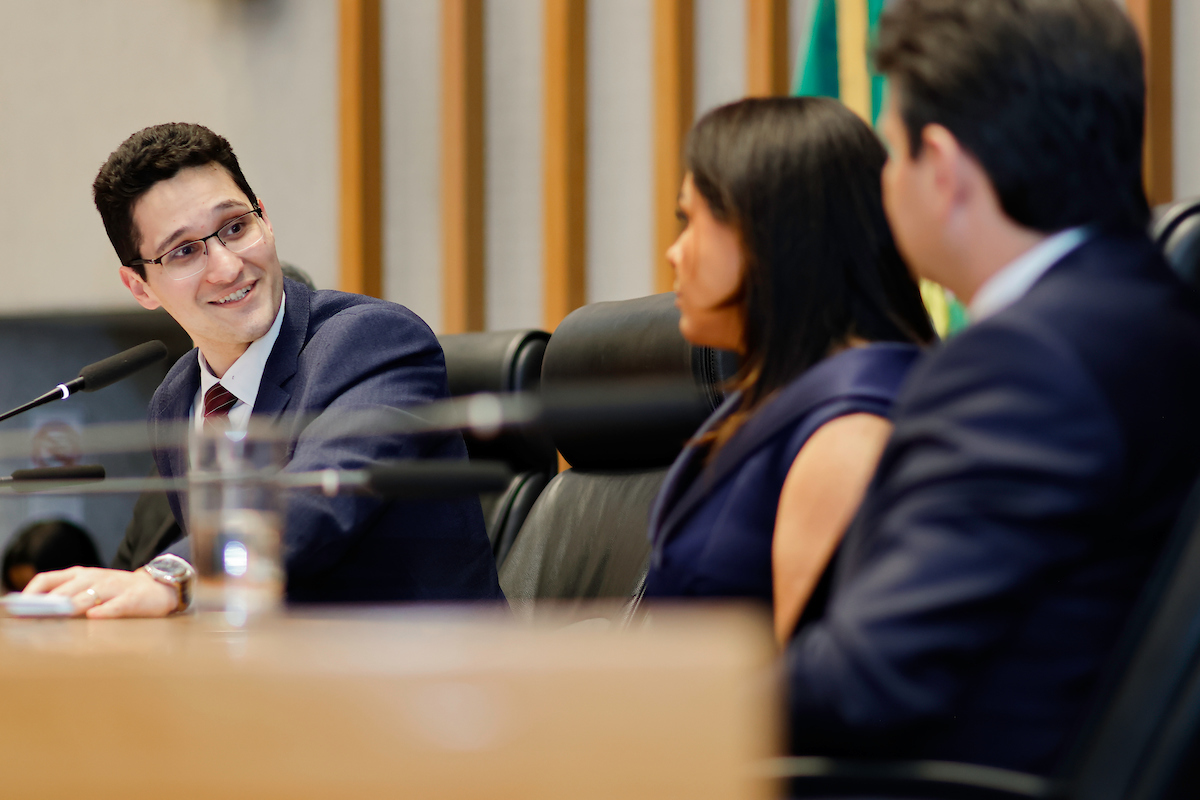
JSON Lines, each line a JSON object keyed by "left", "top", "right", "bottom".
{"left": 915, "top": 314, "right": 1091, "bottom": 391}
{"left": 294, "top": 291, "right": 444, "bottom": 377}
{"left": 900, "top": 315, "right": 1123, "bottom": 446}
{"left": 305, "top": 290, "right": 438, "bottom": 346}
{"left": 1006, "top": 234, "right": 1200, "bottom": 351}
{"left": 986, "top": 238, "right": 1200, "bottom": 420}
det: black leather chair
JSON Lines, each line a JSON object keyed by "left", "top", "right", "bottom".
{"left": 1152, "top": 197, "right": 1200, "bottom": 289}
{"left": 497, "top": 292, "right": 737, "bottom": 620}
{"left": 775, "top": 471, "right": 1200, "bottom": 800}
{"left": 438, "top": 329, "right": 557, "bottom": 566}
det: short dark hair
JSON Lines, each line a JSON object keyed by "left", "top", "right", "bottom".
{"left": 93, "top": 123, "right": 258, "bottom": 277}
{"left": 686, "top": 97, "right": 935, "bottom": 448}
{"left": 875, "top": 0, "right": 1148, "bottom": 233}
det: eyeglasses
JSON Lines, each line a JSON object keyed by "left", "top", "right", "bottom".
{"left": 126, "top": 207, "right": 266, "bottom": 280}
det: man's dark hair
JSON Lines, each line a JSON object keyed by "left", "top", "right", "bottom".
{"left": 875, "top": 0, "right": 1148, "bottom": 233}
{"left": 93, "top": 123, "right": 258, "bottom": 277}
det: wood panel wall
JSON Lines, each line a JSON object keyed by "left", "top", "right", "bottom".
{"left": 1126, "top": 0, "right": 1173, "bottom": 207}
{"left": 835, "top": 0, "right": 871, "bottom": 121}
{"left": 338, "top": 0, "right": 383, "bottom": 297}
{"left": 653, "top": 0, "right": 694, "bottom": 294}
{"left": 442, "top": 0, "right": 487, "bottom": 332}
{"left": 543, "top": 0, "right": 589, "bottom": 331}
{"left": 746, "top": 0, "right": 789, "bottom": 97}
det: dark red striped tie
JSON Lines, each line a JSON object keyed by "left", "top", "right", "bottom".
{"left": 203, "top": 383, "right": 237, "bottom": 429}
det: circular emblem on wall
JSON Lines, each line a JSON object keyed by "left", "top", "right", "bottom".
{"left": 31, "top": 421, "right": 82, "bottom": 468}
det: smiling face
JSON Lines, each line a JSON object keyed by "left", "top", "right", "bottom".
{"left": 119, "top": 164, "right": 284, "bottom": 377}
{"left": 665, "top": 173, "right": 744, "bottom": 352}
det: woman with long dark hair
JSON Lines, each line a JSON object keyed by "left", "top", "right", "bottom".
{"left": 644, "top": 97, "right": 935, "bottom": 643}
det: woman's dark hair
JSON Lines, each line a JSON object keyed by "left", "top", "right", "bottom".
{"left": 686, "top": 96, "right": 934, "bottom": 450}
{"left": 2, "top": 520, "right": 102, "bottom": 592}
{"left": 874, "top": 0, "right": 1147, "bottom": 233}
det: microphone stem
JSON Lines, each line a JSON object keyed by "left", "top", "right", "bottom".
{"left": 0, "top": 384, "right": 75, "bottom": 425}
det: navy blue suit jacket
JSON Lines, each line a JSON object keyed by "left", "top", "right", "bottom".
{"left": 150, "top": 278, "right": 504, "bottom": 603}
{"left": 786, "top": 234, "right": 1200, "bottom": 772}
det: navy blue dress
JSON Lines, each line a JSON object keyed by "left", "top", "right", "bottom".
{"left": 644, "top": 343, "right": 921, "bottom": 602}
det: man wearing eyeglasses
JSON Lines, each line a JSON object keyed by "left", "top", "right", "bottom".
{"left": 22, "top": 122, "right": 504, "bottom": 616}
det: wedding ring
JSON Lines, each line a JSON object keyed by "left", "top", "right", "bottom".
{"left": 84, "top": 588, "right": 101, "bottom": 606}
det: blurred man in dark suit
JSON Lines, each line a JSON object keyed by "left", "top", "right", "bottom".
{"left": 785, "top": 0, "right": 1200, "bottom": 774}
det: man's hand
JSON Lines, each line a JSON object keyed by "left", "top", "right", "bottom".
{"left": 22, "top": 567, "right": 177, "bottom": 619}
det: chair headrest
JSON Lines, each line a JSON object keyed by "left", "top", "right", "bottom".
{"left": 1152, "top": 197, "right": 1200, "bottom": 289}
{"left": 440, "top": 329, "right": 550, "bottom": 395}
{"left": 541, "top": 293, "right": 738, "bottom": 470}
{"left": 439, "top": 329, "right": 557, "bottom": 474}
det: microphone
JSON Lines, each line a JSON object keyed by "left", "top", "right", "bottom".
{"left": 358, "top": 460, "right": 511, "bottom": 498}
{"left": 0, "top": 464, "right": 107, "bottom": 492}
{"left": 0, "top": 460, "right": 512, "bottom": 500}
{"left": 0, "top": 341, "right": 169, "bottom": 425}
{"left": 3, "top": 465, "right": 106, "bottom": 483}
{"left": 255, "top": 461, "right": 514, "bottom": 499}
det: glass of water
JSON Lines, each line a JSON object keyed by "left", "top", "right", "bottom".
{"left": 187, "top": 423, "right": 286, "bottom": 624}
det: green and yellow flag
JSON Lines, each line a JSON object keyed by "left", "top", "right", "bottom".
{"left": 792, "top": 0, "right": 968, "bottom": 338}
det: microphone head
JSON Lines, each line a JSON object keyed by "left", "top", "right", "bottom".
{"left": 9, "top": 465, "right": 106, "bottom": 482}
{"left": 365, "top": 460, "right": 512, "bottom": 498}
{"left": 77, "top": 340, "right": 169, "bottom": 392}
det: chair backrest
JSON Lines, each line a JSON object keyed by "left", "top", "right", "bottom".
{"left": 1055, "top": 474, "right": 1200, "bottom": 800}
{"left": 439, "top": 329, "right": 556, "bottom": 473}
{"left": 438, "top": 329, "right": 557, "bottom": 563}
{"left": 1152, "top": 197, "right": 1200, "bottom": 289}
{"left": 498, "top": 293, "right": 737, "bottom": 619}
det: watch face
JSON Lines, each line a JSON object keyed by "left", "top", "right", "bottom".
{"left": 149, "top": 558, "right": 189, "bottom": 581}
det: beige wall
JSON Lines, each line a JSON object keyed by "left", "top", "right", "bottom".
{"left": 0, "top": 0, "right": 338, "bottom": 315}
{"left": 1174, "top": 0, "right": 1200, "bottom": 202}
{"left": 483, "top": 0, "right": 545, "bottom": 331}
{"left": 381, "top": 0, "right": 812, "bottom": 331}
{"left": 383, "top": 0, "right": 443, "bottom": 331}
{"left": 0, "top": 0, "right": 807, "bottom": 328}
{"left": 17, "top": 0, "right": 1195, "bottom": 330}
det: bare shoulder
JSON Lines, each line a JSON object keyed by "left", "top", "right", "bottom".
{"left": 781, "top": 413, "right": 894, "bottom": 504}
{"left": 796, "top": 413, "right": 893, "bottom": 468}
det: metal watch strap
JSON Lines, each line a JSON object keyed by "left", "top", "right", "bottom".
{"left": 142, "top": 555, "right": 195, "bottom": 614}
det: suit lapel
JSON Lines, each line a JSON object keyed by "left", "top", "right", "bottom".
{"left": 155, "top": 351, "right": 199, "bottom": 480}
{"left": 253, "top": 279, "right": 311, "bottom": 419}
{"left": 151, "top": 350, "right": 200, "bottom": 532}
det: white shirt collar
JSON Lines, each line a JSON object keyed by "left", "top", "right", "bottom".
{"left": 194, "top": 290, "right": 287, "bottom": 429}
{"left": 968, "top": 227, "right": 1091, "bottom": 322}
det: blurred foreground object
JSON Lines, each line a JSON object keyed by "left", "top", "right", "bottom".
{"left": 187, "top": 426, "right": 286, "bottom": 621}
{"left": 0, "top": 605, "right": 778, "bottom": 800}
{"left": 2, "top": 520, "right": 101, "bottom": 592}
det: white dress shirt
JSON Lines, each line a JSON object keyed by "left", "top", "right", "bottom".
{"left": 968, "top": 227, "right": 1091, "bottom": 322}
{"left": 192, "top": 291, "right": 287, "bottom": 431}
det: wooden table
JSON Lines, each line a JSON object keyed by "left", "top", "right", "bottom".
{"left": 0, "top": 605, "right": 779, "bottom": 799}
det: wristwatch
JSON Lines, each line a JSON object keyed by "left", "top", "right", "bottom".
{"left": 142, "top": 554, "right": 196, "bottom": 613}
